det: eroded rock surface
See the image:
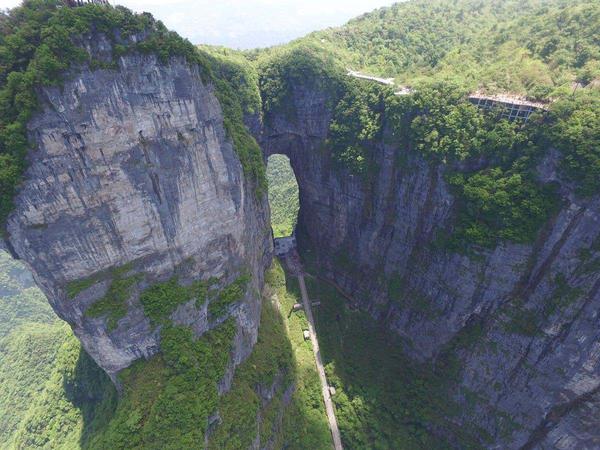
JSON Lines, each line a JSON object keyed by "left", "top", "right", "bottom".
{"left": 4, "top": 29, "right": 599, "bottom": 448}
{"left": 5, "top": 48, "right": 271, "bottom": 380}
{"left": 258, "top": 81, "right": 600, "bottom": 449}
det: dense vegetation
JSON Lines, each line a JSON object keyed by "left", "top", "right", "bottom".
{"left": 546, "top": 94, "right": 600, "bottom": 196}
{"left": 255, "top": 43, "right": 345, "bottom": 123}
{"left": 393, "top": 82, "right": 595, "bottom": 247}
{"left": 385, "top": 82, "right": 563, "bottom": 247}
{"left": 309, "top": 0, "right": 599, "bottom": 99}
{"left": 279, "top": 72, "right": 561, "bottom": 247}
{"left": 208, "top": 260, "right": 331, "bottom": 449}
{"left": 329, "top": 81, "right": 385, "bottom": 176}
{"left": 72, "top": 259, "right": 249, "bottom": 333}
{"left": 0, "top": 250, "right": 55, "bottom": 336}
{"left": 206, "top": 50, "right": 267, "bottom": 195}
{"left": 88, "top": 320, "right": 236, "bottom": 449}
{"left": 207, "top": 296, "right": 293, "bottom": 450}
{"left": 259, "top": 53, "right": 597, "bottom": 248}
{"left": 267, "top": 154, "right": 299, "bottom": 237}
{"left": 254, "top": 0, "right": 599, "bottom": 247}
{"left": 208, "top": 272, "right": 250, "bottom": 318}
{"left": 84, "top": 265, "right": 141, "bottom": 331}
{"left": 200, "top": 45, "right": 262, "bottom": 115}
{"left": 1, "top": 248, "right": 334, "bottom": 449}
{"left": 0, "top": 1, "right": 266, "bottom": 232}
{"left": 0, "top": 252, "right": 116, "bottom": 449}
{"left": 89, "top": 260, "right": 331, "bottom": 449}
{"left": 253, "top": 0, "right": 599, "bottom": 99}
{"left": 139, "top": 276, "right": 208, "bottom": 326}
{"left": 306, "top": 273, "right": 506, "bottom": 448}
{"left": 261, "top": 261, "right": 332, "bottom": 448}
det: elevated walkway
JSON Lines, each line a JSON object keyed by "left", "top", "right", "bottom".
{"left": 347, "top": 70, "right": 395, "bottom": 86}
{"left": 347, "top": 70, "right": 549, "bottom": 121}
{"left": 64, "top": 0, "right": 110, "bottom": 6}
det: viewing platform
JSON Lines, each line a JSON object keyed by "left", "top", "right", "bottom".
{"left": 468, "top": 92, "right": 549, "bottom": 121}
{"left": 347, "top": 70, "right": 549, "bottom": 121}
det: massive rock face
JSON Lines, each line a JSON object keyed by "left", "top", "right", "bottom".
{"left": 4, "top": 46, "right": 271, "bottom": 381}
{"left": 258, "top": 82, "right": 600, "bottom": 448}
{"left": 3, "top": 28, "right": 598, "bottom": 447}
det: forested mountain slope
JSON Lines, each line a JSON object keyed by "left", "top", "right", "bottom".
{"left": 0, "top": 251, "right": 115, "bottom": 449}
{"left": 253, "top": 0, "right": 599, "bottom": 99}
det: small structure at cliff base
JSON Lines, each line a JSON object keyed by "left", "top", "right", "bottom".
{"left": 274, "top": 235, "right": 296, "bottom": 257}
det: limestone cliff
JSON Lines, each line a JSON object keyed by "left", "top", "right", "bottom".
{"left": 258, "top": 81, "right": 600, "bottom": 449}
{"left": 4, "top": 40, "right": 271, "bottom": 381}
{"left": 2, "top": 9, "right": 598, "bottom": 448}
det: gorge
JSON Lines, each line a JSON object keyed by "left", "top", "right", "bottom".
{"left": 0, "top": 0, "right": 599, "bottom": 449}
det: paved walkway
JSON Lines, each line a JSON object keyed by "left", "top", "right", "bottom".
{"left": 347, "top": 69, "right": 395, "bottom": 85}
{"left": 297, "top": 272, "right": 344, "bottom": 450}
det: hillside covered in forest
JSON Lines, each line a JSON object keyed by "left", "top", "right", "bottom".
{"left": 303, "top": 0, "right": 599, "bottom": 99}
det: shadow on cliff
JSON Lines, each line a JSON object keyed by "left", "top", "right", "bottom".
{"left": 64, "top": 345, "right": 117, "bottom": 448}
{"left": 297, "top": 267, "right": 466, "bottom": 449}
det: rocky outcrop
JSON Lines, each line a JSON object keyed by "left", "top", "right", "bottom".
{"left": 4, "top": 43, "right": 271, "bottom": 381}
{"left": 258, "top": 82, "right": 600, "bottom": 448}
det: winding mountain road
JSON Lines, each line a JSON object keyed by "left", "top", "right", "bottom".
{"left": 297, "top": 272, "right": 344, "bottom": 450}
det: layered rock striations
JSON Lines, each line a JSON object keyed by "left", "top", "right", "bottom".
{"left": 3, "top": 14, "right": 598, "bottom": 448}
{"left": 4, "top": 42, "right": 271, "bottom": 381}
{"left": 258, "top": 81, "right": 600, "bottom": 448}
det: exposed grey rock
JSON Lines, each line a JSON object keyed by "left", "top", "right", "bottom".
{"left": 258, "top": 82, "right": 600, "bottom": 448}
{"left": 4, "top": 28, "right": 599, "bottom": 448}
{"left": 5, "top": 48, "right": 271, "bottom": 381}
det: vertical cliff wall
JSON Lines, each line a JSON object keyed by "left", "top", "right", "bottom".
{"left": 258, "top": 79, "right": 600, "bottom": 448}
{"left": 4, "top": 44, "right": 271, "bottom": 381}
{"left": 2, "top": 6, "right": 597, "bottom": 446}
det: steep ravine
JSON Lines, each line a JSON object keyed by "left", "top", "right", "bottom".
{"left": 4, "top": 42, "right": 271, "bottom": 382}
{"left": 2, "top": 21, "right": 598, "bottom": 450}
{"left": 257, "top": 82, "right": 600, "bottom": 448}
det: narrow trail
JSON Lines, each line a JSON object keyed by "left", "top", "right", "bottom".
{"left": 297, "top": 271, "right": 344, "bottom": 450}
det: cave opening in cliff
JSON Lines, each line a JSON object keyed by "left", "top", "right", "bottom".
{"left": 266, "top": 154, "right": 300, "bottom": 238}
